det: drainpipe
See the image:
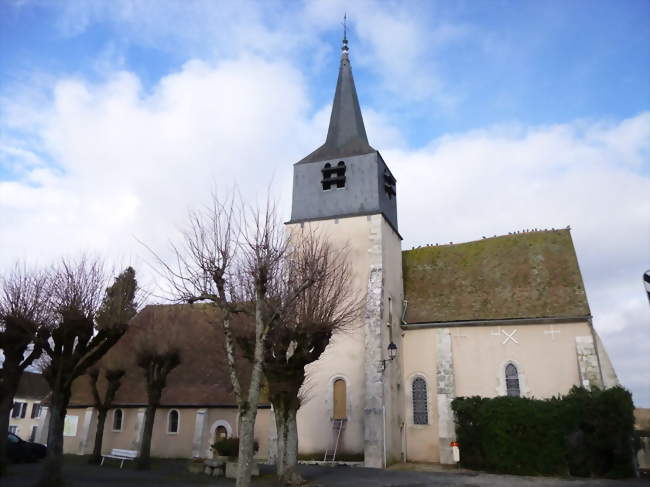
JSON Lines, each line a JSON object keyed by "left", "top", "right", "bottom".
{"left": 383, "top": 406, "right": 387, "bottom": 468}
{"left": 400, "top": 300, "right": 408, "bottom": 327}
{"left": 401, "top": 421, "right": 406, "bottom": 463}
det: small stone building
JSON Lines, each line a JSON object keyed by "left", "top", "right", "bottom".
{"left": 57, "top": 305, "right": 272, "bottom": 459}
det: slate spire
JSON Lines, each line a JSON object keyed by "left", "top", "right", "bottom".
{"left": 299, "top": 29, "right": 375, "bottom": 163}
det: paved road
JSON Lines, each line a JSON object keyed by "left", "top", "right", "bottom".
{"left": 3, "top": 459, "right": 647, "bottom": 486}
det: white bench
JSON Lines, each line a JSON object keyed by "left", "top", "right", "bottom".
{"left": 100, "top": 448, "right": 138, "bottom": 468}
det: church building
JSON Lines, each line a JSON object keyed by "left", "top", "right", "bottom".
{"left": 57, "top": 37, "right": 619, "bottom": 467}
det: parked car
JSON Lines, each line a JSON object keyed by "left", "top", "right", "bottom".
{"left": 6, "top": 432, "right": 47, "bottom": 462}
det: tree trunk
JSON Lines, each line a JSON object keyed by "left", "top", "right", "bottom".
{"left": 0, "top": 391, "right": 16, "bottom": 475}
{"left": 274, "top": 404, "right": 287, "bottom": 476}
{"left": 35, "top": 391, "right": 68, "bottom": 487}
{"left": 90, "top": 408, "right": 107, "bottom": 464}
{"left": 137, "top": 404, "right": 157, "bottom": 470}
{"left": 236, "top": 407, "right": 258, "bottom": 487}
{"left": 285, "top": 408, "right": 298, "bottom": 471}
{"left": 274, "top": 401, "right": 301, "bottom": 486}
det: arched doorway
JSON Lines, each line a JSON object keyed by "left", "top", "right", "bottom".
{"left": 215, "top": 424, "right": 228, "bottom": 441}
{"left": 333, "top": 378, "right": 347, "bottom": 420}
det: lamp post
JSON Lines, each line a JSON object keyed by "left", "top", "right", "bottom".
{"left": 380, "top": 341, "right": 398, "bottom": 372}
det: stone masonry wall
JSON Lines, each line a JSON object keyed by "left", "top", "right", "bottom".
{"left": 436, "top": 328, "right": 456, "bottom": 464}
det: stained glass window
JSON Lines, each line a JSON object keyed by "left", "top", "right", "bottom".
{"left": 506, "top": 363, "right": 520, "bottom": 397}
{"left": 412, "top": 377, "right": 428, "bottom": 425}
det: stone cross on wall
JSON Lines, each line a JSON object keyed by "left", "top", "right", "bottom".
{"left": 490, "top": 327, "right": 519, "bottom": 344}
{"left": 501, "top": 329, "right": 518, "bottom": 344}
{"left": 544, "top": 325, "right": 561, "bottom": 340}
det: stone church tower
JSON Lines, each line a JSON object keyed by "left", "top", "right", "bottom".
{"left": 287, "top": 36, "right": 403, "bottom": 467}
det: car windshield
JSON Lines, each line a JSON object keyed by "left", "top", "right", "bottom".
{"left": 8, "top": 433, "right": 20, "bottom": 443}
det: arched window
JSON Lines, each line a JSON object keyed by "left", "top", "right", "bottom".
{"left": 167, "top": 409, "right": 179, "bottom": 434}
{"left": 505, "top": 363, "right": 520, "bottom": 397}
{"left": 112, "top": 409, "right": 123, "bottom": 432}
{"left": 332, "top": 378, "right": 347, "bottom": 420}
{"left": 412, "top": 377, "right": 428, "bottom": 425}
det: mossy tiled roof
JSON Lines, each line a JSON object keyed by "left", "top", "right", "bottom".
{"left": 69, "top": 304, "right": 268, "bottom": 407}
{"left": 403, "top": 229, "right": 590, "bottom": 324}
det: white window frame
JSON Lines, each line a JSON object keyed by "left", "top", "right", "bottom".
{"left": 167, "top": 409, "right": 180, "bottom": 435}
{"left": 31, "top": 402, "right": 42, "bottom": 419}
{"left": 12, "top": 401, "right": 27, "bottom": 419}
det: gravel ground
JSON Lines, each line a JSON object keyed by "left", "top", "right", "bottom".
{"left": 2, "top": 457, "right": 647, "bottom": 487}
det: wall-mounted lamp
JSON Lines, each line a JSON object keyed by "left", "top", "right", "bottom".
{"left": 379, "top": 341, "right": 398, "bottom": 372}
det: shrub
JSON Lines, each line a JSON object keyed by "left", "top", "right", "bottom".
{"left": 451, "top": 386, "right": 636, "bottom": 478}
{"left": 210, "top": 437, "right": 259, "bottom": 458}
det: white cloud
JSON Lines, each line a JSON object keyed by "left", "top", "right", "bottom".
{"left": 0, "top": 56, "right": 317, "bottom": 275}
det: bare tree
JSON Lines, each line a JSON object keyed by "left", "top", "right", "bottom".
{"left": 0, "top": 264, "right": 50, "bottom": 475}
{"left": 87, "top": 367, "right": 126, "bottom": 464}
{"left": 36, "top": 260, "right": 139, "bottom": 487}
{"left": 154, "top": 194, "right": 316, "bottom": 487}
{"left": 132, "top": 305, "right": 182, "bottom": 470}
{"left": 263, "top": 231, "right": 361, "bottom": 483}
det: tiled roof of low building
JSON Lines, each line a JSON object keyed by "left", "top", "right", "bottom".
{"left": 69, "top": 303, "right": 265, "bottom": 407}
{"left": 403, "top": 229, "right": 590, "bottom": 324}
{"left": 16, "top": 371, "right": 50, "bottom": 400}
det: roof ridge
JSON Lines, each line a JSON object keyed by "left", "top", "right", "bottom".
{"left": 405, "top": 227, "right": 572, "bottom": 251}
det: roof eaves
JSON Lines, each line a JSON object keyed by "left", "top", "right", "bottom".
{"left": 402, "top": 314, "right": 592, "bottom": 330}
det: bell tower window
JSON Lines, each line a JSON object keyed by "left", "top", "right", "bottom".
{"left": 384, "top": 169, "right": 396, "bottom": 199}
{"left": 322, "top": 161, "right": 346, "bottom": 190}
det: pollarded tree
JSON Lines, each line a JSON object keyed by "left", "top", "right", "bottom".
{"left": 36, "top": 260, "right": 139, "bottom": 487}
{"left": 155, "top": 195, "right": 317, "bottom": 487}
{"left": 263, "top": 231, "right": 361, "bottom": 483}
{"left": 132, "top": 305, "right": 182, "bottom": 470}
{"left": 0, "top": 264, "right": 50, "bottom": 475}
{"left": 87, "top": 367, "right": 126, "bottom": 464}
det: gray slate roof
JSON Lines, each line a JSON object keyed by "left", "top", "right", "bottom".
{"left": 299, "top": 50, "right": 374, "bottom": 163}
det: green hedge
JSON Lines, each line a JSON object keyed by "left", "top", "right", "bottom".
{"left": 451, "top": 386, "right": 636, "bottom": 478}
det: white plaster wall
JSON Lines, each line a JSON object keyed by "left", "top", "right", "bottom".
{"left": 450, "top": 321, "right": 592, "bottom": 399}
{"left": 400, "top": 329, "right": 439, "bottom": 463}
{"left": 379, "top": 216, "right": 405, "bottom": 465}
{"left": 8, "top": 398, "right": 45, "bottom": 442}
{"left": 291, "top": 215, "right": 373, "bottom": 456}
{"left": 62, "top": 406, "right": 270, "bottom": 460}
{"left": 400, "top": 320, "right": 601, "bottom": 463}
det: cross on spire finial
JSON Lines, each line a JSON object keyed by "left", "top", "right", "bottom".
{"left": 342, "top": 13, "right": 349, "bottom": 54}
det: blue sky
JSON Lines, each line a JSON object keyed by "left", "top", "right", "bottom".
{"left": 1, "top": 0, "right": 649, "bottom": 405}
{"left": 2, "top": 1, "right": 648, "bottom": 147}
